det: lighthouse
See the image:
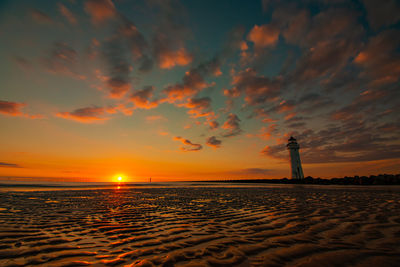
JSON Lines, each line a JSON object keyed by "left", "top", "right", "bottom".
{"left": 286, "top": 136, "right": 304, "bottom": 179}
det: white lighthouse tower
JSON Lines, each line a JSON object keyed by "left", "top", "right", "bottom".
{"left": 287, "top": 136, "right": 304, "bottom": 179}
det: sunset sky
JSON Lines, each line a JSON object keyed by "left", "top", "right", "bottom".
{"left": 0, "top": 0, "right": 399, "bottom": 182}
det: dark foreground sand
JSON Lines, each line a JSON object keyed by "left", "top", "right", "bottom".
{"left": 1, "top": 185, "right": 400, "bottom": 266}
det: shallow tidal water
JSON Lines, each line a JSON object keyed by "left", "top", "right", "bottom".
{"left": 1, "top": 184, "right": 400, "bottom": 266}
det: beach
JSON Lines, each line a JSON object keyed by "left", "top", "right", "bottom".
{"left": 1, "top": 184, "right": 400, "bottom": 266}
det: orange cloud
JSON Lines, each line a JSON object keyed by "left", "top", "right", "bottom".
{"left": 28, "top": 114, "right": 45, "bottom": 119}
{"left": 206, "top": 136, "right": 221, "bottom": 148}
{"left": 247, "top": 24, "right": 280, "bottom": 48}
{"left": 221, "top": 113, "right": 242, "bottom": 137}
{"left": 105, "top": 103, "right": 134, "bottom": 116}
{"left": 277, "top": 100, "right": 295, "bottom": 113}
{"left": 260, "top": 144, "right": 287, "bottom": 161}
{"left": 284, "top": 112, "right": 296, "bottom": 121}
{"left": 0, "top": 100, "right": 25, "bottom": 116}
{"left": 30, "top": 9, "right": 54, "bottom": 24}
{"left": 43, "top": 42, "right": 86, "bottom": 80}
{"left": 163, "top": 72, "right": 210, "bottom": 103}
{"left": 208, "top": 120, "right": 219, "bottom": 130}
{"left": 58, "top": 3, "right": 77, "bottom": 25}
{"left": 330, "top": 89, "right": 387, "bottom": 122}
{"left": 353, "top": 29, "right": 400, "bottom": 86}
{"left": 84, "top": 0, "right": 116, "bottom": 25}
{"left": 158, "top": 131, "right": 169, "bottom": 136}
{"left": 158, "top": 47, "right": 192, "bottom": 69}
{"left": 146, "top": 115, "right": 166, "bottom": 122}
{"left": 258, "top": 124, "right": 278, "bottom": 140}
{"left": 130, "top": 86, "right": 159, "bottom": 109}
{"left": 354, "top": 52, "right": 367, "bottom": 64}
{"left": 107, "top": 78, "right": 131, "bottom": 99}
{"left": 282, "top": 10, "right": 310, "bottom": 44}
{"left": 331, "top": 110, "right": 352, "bottom": 121}
{"left": 162, "top": 58, "right": 220, "bottom": 103}
{"left": 0, "top": 100, "right": 43, "bottom": 119}
{"left": 180, "top": 97, "right": 213, "bottom": 118}
{"left": 173, "top": 136, "right": 202, "bottom": 152}
{"left": 240, "top": 41, "right": 248, "bottom": 51}
{"left": 229, "top": 68, "right": 281, "bottom": 106}
{"left": 56, "top": 106, "right": 109, "bottom": 123}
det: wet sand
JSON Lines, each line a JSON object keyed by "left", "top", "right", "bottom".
{"left": 1, "top": 185, "right": 400, "bottom": 266}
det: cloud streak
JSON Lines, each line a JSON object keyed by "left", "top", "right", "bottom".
{"left": 0, "top": 162, "right": 22, "bottom": 168}
{"left": 43, "top": 42, "right": 85, "bottom": 80}
{"left": 206, "top": 136, "right": 221, "bottom": 148}
{"left": 56, "top": 106, "right": 109, "bottom": 123}
{"left": 221, "top": 113, "right": 242, "bottom": 137}
{"left": 226, "top": 68, "right": 281, "bottom": 106}
{"left": 58, "top": 3, "right": 77, "bottom": 25}
{"left": 84, "top": 0, "right": 117, "bottom": 25}
{"left": 130, "top": 86, "right": 159, "bottom": 109}
{"left": 30, "top": 9, "right": 54, "bottom": 24}
{"left": 173, "top": 136, "right": 202, "bottom": 152}
{"left": 247, "top": 24, "right": 280, "bottom": 49}
{"left": 151, "top": 0, "right": 193, "bottom": 69}
{"left": 0, "top": 100, "right": 26, "bottom": 116}
{"left": 0, "top": 100, "right": 42, "bottom": 119}
{"left": 162, "top": 57, "right": 220, "bottom": 103}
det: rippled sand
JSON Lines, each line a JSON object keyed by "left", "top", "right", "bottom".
{"left": 1, "top": 185, "right": 400, "bottom": 266}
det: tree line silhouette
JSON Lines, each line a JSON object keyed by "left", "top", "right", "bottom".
{"left": 205, "top": 174, "right": 400, "bottom": 185}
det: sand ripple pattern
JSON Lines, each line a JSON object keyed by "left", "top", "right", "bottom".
{"left": 1, "top": 186, "right": 400, "bottom": 266}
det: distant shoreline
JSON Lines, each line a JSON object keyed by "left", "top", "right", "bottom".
{"left": 195, "top": 174, "right": 400, "bottom": 185}
{"left": 1, "top": 174, "right": 400, "bottom": 187}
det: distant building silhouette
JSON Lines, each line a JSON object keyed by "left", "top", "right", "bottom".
{"left": 287, "top": 136, "right": 304, "bottom": 179}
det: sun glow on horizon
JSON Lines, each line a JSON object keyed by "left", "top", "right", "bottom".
{"left": 113, "top": 174, "right": 126, "bottom": 183}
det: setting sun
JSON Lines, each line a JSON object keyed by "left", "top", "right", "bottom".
{"left": 113, "top": 174, "right": 126, "bottom": 183}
